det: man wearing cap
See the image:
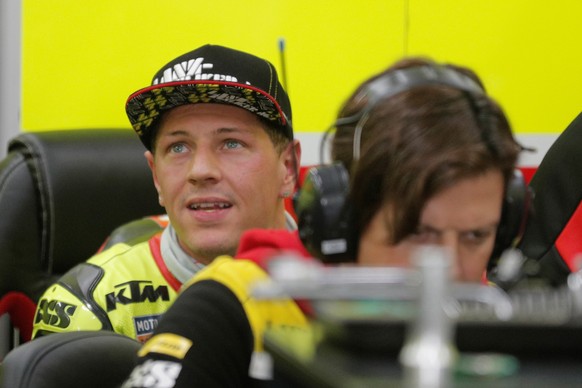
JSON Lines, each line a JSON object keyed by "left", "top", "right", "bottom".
{"left": 31, "top": 44, "right": 301, "bottom": 343}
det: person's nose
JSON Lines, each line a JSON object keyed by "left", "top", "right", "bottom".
{"left": 439, "top": 233, "right": 462, "bottom": 280}
{"left": 187, "top": 146, "right": 221, "bottom": 184}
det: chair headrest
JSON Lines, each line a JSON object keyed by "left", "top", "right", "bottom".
{"left": 8, "top": 129, "right": 164, "bottom": 273}
{"left": 0, "top": 129, "right": 165, "bottom": 300}
{"left": 0, "top": 331, "right": 140, "bottom": 388}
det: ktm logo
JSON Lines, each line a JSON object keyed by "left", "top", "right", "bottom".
{"left": 106, "top": 280, "right": 170, "bottom": 312}
{"left": 35, "top": 299, "right": 77, "bottom": 328}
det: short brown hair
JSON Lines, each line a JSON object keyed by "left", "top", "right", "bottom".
{"left": 332, "top": 57, "right": 520, "bottom": 244}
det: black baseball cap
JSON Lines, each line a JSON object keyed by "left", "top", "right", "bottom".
{"left": 126, "top": 44, "right": 293, "bottom": 150}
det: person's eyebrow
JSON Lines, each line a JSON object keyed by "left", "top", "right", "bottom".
{"left": 215, "top": 127, "right": 251, "bottom": 135}
{"left": 417, "top": 222, "right": 499, "bottom": 233}
{"left": 163, "top": 129, "right": 189, "bottom": 138}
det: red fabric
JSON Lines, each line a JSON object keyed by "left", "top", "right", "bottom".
{"left": 235, "top": 229, "right": 316, "bottom": 316}
{"left": 518, "top": 166, "right": 537, "bottom": 184}
{"left": 556, "top": 200, "right": 582, "bottom": 271}
{"left": 235, "top": 229, "right": 313, "bottom": 271}
{"left": 0, "top": 292, "right": 36, "bottom": 342}
{"left": 149, "top": 234, "right": 182, "bottom": 292}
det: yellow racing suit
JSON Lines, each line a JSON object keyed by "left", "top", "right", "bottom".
{"left": 123, "top": 229, "right": 314, "bottom": 387}
{"left": 32, "top": 213, "right": 297, "bottom": 343}
{"left": 32, "top": 234, "right": 181, "bottom": 343}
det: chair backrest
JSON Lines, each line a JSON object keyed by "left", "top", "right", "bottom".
{"left": 0, "top": 129, "right": 164, "bottom": 302}
{"left": 517, "top": 112, "right": 582, "bottom": 286}
{"left": 0, "top": 129, "right": 165, "bottom": 356}
{"left": 0, "top": 330, "right": 140, "bottom": 388}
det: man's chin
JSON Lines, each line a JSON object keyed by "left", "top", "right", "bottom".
{"left": 186, "top": 238, "right": 237, "bottom": 264}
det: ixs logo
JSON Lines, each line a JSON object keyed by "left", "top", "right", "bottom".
{"left": 106, "top": 280, "right": 170, "bottom": 312}
{"left": 34, "top": 299, "right": 77, "bottom": 328}
{"left": 122, "top": 359, "right": 181, "bottom": 388}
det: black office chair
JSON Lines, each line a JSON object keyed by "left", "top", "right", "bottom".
{"left": 0, "top": 129, "right": 164, "bottom": 354}
{"left": 517, "top": 112, "right": 582, "bottom": 287}
{"left": 0, "top": 330, "right": 140, "bottom": 388}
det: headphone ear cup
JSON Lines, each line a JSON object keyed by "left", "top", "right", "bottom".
{"left": 295, "top": 163, "right": 357, "bottom": 263}
{"left": 489, "top": 169, "right": 531, "bottom": 270}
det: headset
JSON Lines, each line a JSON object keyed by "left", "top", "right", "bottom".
{"left": 295, "top": 65, "right": 531, "bottom": 268}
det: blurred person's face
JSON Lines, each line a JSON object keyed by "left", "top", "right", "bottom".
{"left": 357, "top": 170, "right": 504, "bottom": 282}
{"left": 146, "top": 103, "right": 299, "bottom": 264}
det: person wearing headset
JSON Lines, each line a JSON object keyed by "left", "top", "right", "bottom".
{"left": 122, "top": 57, "right": 524, "bottom": 387}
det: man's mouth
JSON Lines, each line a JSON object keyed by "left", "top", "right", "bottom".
{"left": 188, "top": 202, "right": 233, "bottom": 211}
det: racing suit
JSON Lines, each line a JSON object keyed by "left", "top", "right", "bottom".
{"left": 33, "top": 231, "right": 180, "bottom": 343}
{"left": 122, "top": 229, "right": 314, "bottom": 387}
{"left": 32, "top": 213, "right": 297, "bottom": 343}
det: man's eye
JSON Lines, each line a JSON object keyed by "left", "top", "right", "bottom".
{"left": 463, "top": 230, "right": 493, "bottom": 243}
{"left": 224, "top": 140, "right": 243, "bottom": 149}
{"left": 170, "top": 143, "right": 187, "bottom": 153}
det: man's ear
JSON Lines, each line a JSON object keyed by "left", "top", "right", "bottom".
{"left": 280, "top": 140, "right": 302, "bottom": 196}
{"left": 145, "top": 150, "right": 165, "bottom": 207}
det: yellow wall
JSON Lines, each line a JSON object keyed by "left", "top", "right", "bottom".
{"left": 21, "top": 0, "right": 581, "bottom": 136}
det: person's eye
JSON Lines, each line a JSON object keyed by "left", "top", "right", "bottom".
{"left": 224, "top": 139, "right": 243, "bottom": 150}
{"left": 170, "top": 143, "right": 187, "bottom": 154}
{"left": 463, "top": 229, "right": 494, "bottom": 244}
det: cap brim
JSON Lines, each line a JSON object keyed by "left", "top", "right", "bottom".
{"left": 126, "top": 81, "right": 291, "bottom": 149}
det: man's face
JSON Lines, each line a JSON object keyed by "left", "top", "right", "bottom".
{"left": 146, "top": 103, "right": 299, "bottom": 264}
{"left": 357, "top": 170, "right": 505, "bottom": 282}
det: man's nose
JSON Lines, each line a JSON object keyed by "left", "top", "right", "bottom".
{"left": 187, "top": 147, "right": 221, "bottom": 183}
{"left": 439, "top": 233, "right": 462, "bottom": 280}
